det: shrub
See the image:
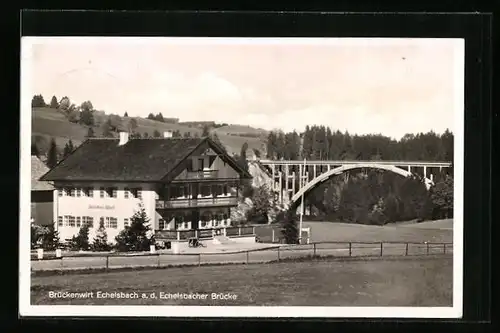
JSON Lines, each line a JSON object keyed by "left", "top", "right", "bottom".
{"left": 41, "top": 224, "right": 61, "bottom": 251}
{"left": 278, "top": 209, "right": 299, "bottom": 244}
{"left": 115, "top": 205, "right": 153, "bottom": 252}
{"left": 92, "top": 220, "right": 112, "bottom": 251}
{"left": 69, "top": 224, "right": 90, "bottom": 251}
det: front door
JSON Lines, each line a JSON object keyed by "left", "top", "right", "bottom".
{"left": 191, "top": 209, "right": 200, "bottom": 230}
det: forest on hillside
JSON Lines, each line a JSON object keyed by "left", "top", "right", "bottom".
{"left": 245, "top": 126, "right": 455, "bottom": 225}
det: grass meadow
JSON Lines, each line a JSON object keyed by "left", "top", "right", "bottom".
{"left": 31, "top": 220, "right": 454, "bottom": 307}
{"left": 31, "top": 255, "right": 452, "bottom": 306}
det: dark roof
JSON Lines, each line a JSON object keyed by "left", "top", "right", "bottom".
{"left": 39, "top": 137, "right": 251, "bottom": 182}
{"left": 31, "top": 156, "right": 54, "bottom": 191}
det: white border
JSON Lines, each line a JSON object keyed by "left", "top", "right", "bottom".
{"left": 19, "top": 37, "right": 464, "bottom": 318}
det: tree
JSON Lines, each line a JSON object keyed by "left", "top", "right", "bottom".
{"left": 59, "top": 96, "right": 70, "bottom": 111}
{"left": 153, "top": 129, "right": 161, "bottom": 138}
{"left": 239, "top": 142, "right": 249, "bottom": 171}
{"left": 278, "top": 208, "right": 299, "bottom": 244}
{"left": 31, "top": 94, "right": 46, "bottom": 108}
{"left": 79, "top": 108, "right": 94, "bottom": 126}
{"left": 31, "top": 223, "right": 46, "bottom": 249}
{"left": 183, "top": 131, "right": 191, "bottom": 138}
{"left": 124, "top": 111, "right": 129, "bottom": 117}
{"left": 147, "top": 113, "right": 156, "bottom": 120}
{"left": 246, "top": 185, "right": 272, "bottom": 224}
{"left": 69, "top": 224, "right": 90, "bottom": 251}
{"left": 92, "top": 220, "right": 111, "bottom": 251}
{"left": 127, "top": 118, "right": 138, "bottom": 133}
{"left": 47, "top": 138, "right": 58, "bottom": 169}
{"left": 102, "top": 119, "right": 113, "bottom": 138}
{"left": 63, "top": 140, "right": 74, "bottom": 158}
{"left": 202, "top": 125, "right": 210, "bottom": 137}
{"left": 115, "top": 205, "right": 153, "bottom": 252}
{"left": 67, "top": 109, "right": 81, "bottom": 123}
{"left": 41, "top": 224, "right": 60, "bottom": 251}
{"left": 430, "top": 175, "right": 454, "bottom": 219}
{"left": 80, "top": 100, "right": 94, "bottom": 112}
{"left": 86, "top": 127, "right": 95, "bottom": 139}
{"left": 155, "top": 113, "right": 165, "bottom": 122}
{"left": 143, "top": 132, "right": 149, "bottom": 139}
{"left": 49, "top": 95, "right": 59, "bottom": 108}
{"left": 31, "top": 142, "right": 40, "bottom": 157}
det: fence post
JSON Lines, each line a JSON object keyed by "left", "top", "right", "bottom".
{"left": 405, "top": 243, "right": 409, "bottom": 256}
{"left": 349, "top": 242, "right": 352, "bottom": 257}
{"left": 246, "top": 251, "right": 249, "bottom": 264}
{"left": 277, "top": 247, "right": 280, "bottom": 261}
{"left": 252, "top": 227, "right": 255, "bottom": 235}
{"left": 272, "top": 229, "right": 275, "bottom": 243}
{"left": 238, "top": 227, "right": 241, "bottom": 236}
{"left": 443, "top": 243, "right": 446, "bottom": 254}
{"left": 426, "top": 242, "right": 429, "bottom": 255}
{"left": 198, "top": 254, "right": 201, "bottom": 266}
{"left": 313, "top": 243, "right": 316, "bottom": 257}
{"left": 380, "top": 242, "right": 383, "bottom": 256}
{"left": 157, "top": 254, "right": 161, "bottom": 268}
{"left": 106, "top": 256, "right": 109, "bottom": 270}
{"left": 60, "top": 257, "right": 64, "bottom": 270}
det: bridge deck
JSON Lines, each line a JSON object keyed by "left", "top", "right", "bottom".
{"left": 257, "top": 160, "right": 452, "bottom": 167}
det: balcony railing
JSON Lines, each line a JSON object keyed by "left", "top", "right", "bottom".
{"left": 155, "top": 226, "right": 256, "bottom": 241}
{"left": 182, "top": 170, "right": 219, "bottom": 180}
{"left": 156, "top": 196, "right": 238, "bottom": 209}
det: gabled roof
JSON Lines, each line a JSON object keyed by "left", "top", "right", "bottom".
{"left": 31, "top": 156, "right": 54, "bottom": 191}
{"left": 39, "top": 137, "right": 252, "bottom": 182}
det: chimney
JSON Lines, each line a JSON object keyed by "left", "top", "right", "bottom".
{"left": 119, "top": 131, "right": 129, "bottom": 146}
{"left": 164, "top": 130, "right": 173, "bottom": 138}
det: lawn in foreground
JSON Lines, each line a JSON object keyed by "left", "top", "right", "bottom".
{"left": 31, "top": 256, "right": 452, "bottom": 307}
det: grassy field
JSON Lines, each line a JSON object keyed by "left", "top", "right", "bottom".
{"left": 255, "top": 219, "right": 453, "bottom": 244}
{"left": 31, "top": 107, "right": 264, "bottom": 156}
{"left": 31, "top": 256, "right": 452, "bottom": 306}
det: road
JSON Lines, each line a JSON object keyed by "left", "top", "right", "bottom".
{"left": 30, "top": 243, "right": 452, "bottom": 272}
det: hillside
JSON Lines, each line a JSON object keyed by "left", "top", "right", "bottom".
{"left": 213, "top": 124, "right": 268, "bottom": 138}
{"left": 31, "top": 107, "right": 265, "bottom": 157}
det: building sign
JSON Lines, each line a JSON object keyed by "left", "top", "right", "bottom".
{"left": 88, "top": 204, "right": 115, "bottom": 210}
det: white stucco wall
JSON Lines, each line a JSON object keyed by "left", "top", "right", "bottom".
{"left": 53, "top": 182, "right": 158, "bottom": 243}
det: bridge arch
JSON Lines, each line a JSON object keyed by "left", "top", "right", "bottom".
{"left": 289, "top": 163, "right": 433, "bottom": 207}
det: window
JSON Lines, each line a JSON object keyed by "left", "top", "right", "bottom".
{"left": 68, "top": 216, "right": 76, "bottom": 227}
{"left": 83, "top": 216, "right": 94, "bottom": 228}
{"left": 198, "top": 158, "right": 205, "bottom": 171}
{"left": 175, "top": 215, "right": 184, "bottom": 229}
{"left": 57, "top": 216, "right": 63, "bottom": 227}
{"left": 70, "top": 188, "right": 75, "bottom": 197}
{"left": 131, "top": 188, "right": 142, "bottom": 199}
{"left": 124, "top": 188, "right": 130, "bottom": 199}
{"left": 201, "top": 185, "right": 211, "bottom": 197}
{"left": 106, "top": 187, "right": 117, "bottom": 198}
{"left": 105, "top": 217, "right": 118, "bottom": 229}
{"left": 64, "top": 188, "right": 72, "bottom": 196}
{"left": 100, "top": 187, "right": 105, "bottom": 198}
{"left": 84, "top": 187, "right": 93, "bottom": 197}
{"left": 158, "top": 219, "right": 165, "bottom": 230}
{"left": 76, "top": 216, "right": 81, "bottom": 228}
{"left": 76, "top": 188, "right": 81, "bottom": 197}
{"left": 124, "top": 218, "right": 129, "bottom": 228}
{"left": 58, "top": 189, "right": 63, "bottom": 197}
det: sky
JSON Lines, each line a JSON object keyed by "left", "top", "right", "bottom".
{"left": 24, "top": 37, "right": 463, "bottom": 139}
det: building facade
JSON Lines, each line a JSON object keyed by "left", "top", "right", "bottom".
{"left": 39, "top": 132, "right": 252, "bottom": 244}
{"left": 31, "top": 156, "right": 54, "bottom": 226}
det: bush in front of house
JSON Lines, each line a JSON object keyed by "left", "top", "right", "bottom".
{"left": 115, "top": 206, "right": 154, "bottom": 252}
{"left": 69, "top": 224, "right": 90, "bottom": 251}
{"left": 92, "top": 220, "right": 112, "bottom": 251}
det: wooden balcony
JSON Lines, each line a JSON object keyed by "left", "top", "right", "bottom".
{"left": 156, "top": 196, "right": 238, "bottom": 209}
{"left": 181, "top": 170, "right": 219, "bottom": 180}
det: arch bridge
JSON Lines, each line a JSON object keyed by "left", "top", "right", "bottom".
{"left": 255, "top": 159, "right": 453, "bottom": 208}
